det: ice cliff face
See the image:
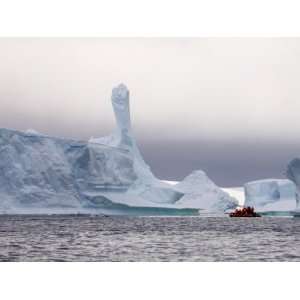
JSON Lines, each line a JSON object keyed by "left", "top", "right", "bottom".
{"left": 0, "top": 128, "right": 137, "bottom": 213}
{"left": 0, "top": 84, "right": 238, "bottom": 214}
{"left": 244, "top": 179, "right": 296, "bottom": 212}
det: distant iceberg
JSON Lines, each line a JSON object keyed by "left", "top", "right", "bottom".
{"left": 244, "top": 179, "right": 296, "bottom": 213}
{"left": 286, "top": 158, "right": 300, "bottom": 213}
{"left": 0, "top": 84, "right": 237, "bottom": 215}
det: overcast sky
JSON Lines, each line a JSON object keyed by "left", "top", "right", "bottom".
{"left": 0, "top": 38, "right": 300, "bottom": 186}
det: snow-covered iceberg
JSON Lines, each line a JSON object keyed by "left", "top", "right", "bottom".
{"left": 173, "top": 170, "right": 238, "bottom": 212}
{"left": 244, "top": 179, "right": 296, "bottom": 212}
{"left": 0, "top": 84, "right": 237, "bottom": 215}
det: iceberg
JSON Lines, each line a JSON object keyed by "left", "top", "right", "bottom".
{"left": 244, "top": 179, "right": 296, "bottom": 212}
{"left": 0, "top": 128, "right": 131, "bottom": 212}
{"left": 0, "top": 127, "right": 197, "bottom": 215}
{"left": 90, "top": 83, "right": 184, "bottom": 204}
{"left": 172, "top": 170, "right": 238, "bottom": 212}
{"left": 222, "top": 187, "right": 245, "bottom": 206}
{"left": 0, "top": 83, "right": 238, "bottom": 215}
{"left": 286, "top": 158, "right": 300, "bottom": 212}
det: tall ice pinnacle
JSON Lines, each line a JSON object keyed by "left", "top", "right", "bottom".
{"left": 89, "top": 83, "right": 155, "bottom": 181}
{"left": 110, "top": 84, "right": 153, "bottom": 178}
{"left": 111, "top": 84, "right": 134, "bottom": 148}
{"left": 90, "top": 84, "right": 184, "bottom": 202}
{"left": 112, "top": 83, "right": 131, "bottom": 133}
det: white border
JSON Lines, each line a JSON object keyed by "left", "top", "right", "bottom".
{"left": 0, "top": 263, "right": 298, "bottom": 300}
{"left": 0, "top": 0, "right": 300, "bottom": 36}
{"left": 0, "top": 1, "right": 299, "bottom": 299}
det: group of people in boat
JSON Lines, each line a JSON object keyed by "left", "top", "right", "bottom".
{"left": 229, "top": 206, "right": 261, "bottom": 217}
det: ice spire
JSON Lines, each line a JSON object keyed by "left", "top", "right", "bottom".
{"left": 111, "top": 83, "right": 131, "bottom": 133}
{"left": 111, "top": 84, "right": 133, "bottom": 148}
{"left": 110, "top": 84, "right": 154, "bottom": 180}
{"left": 89, "top": 84, "right": 154, "bottom": 180}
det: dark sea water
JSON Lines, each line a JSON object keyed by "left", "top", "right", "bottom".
{"left": 0, "top": 215, "right": 299, "bottom": 261}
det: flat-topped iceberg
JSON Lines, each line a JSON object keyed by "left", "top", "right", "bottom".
{"left": 0, "top": 84, "right": 237, "bottom": 215}
{"left": 0, "top": 127, "right": 198, "bottom": 215}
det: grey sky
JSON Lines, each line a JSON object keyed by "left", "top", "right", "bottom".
{"left": 0, "top": 38, "right": 300, "bottom": 186}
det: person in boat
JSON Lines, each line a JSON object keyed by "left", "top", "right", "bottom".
{"left": 230, "top": 206, "right": 260, "bottom": 217}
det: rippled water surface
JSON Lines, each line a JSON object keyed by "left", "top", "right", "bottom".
{"left": 0, "top": 215, "right": 299, "bottom": 261}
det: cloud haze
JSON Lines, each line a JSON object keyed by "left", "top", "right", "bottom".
{"left": 0, "top": 38, "right": 299, "bottom": 186}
